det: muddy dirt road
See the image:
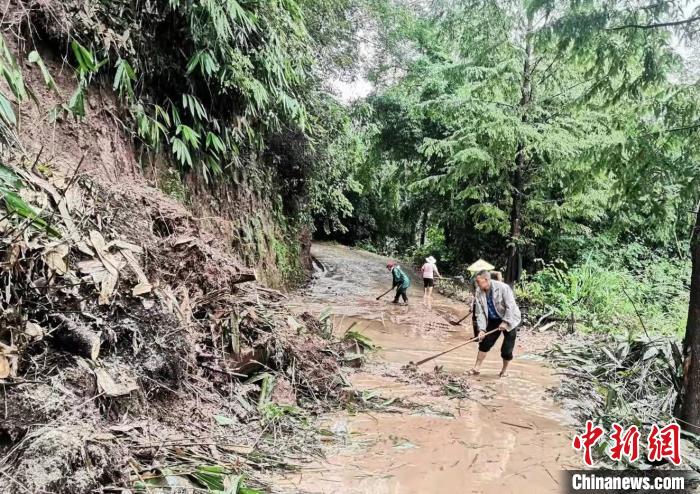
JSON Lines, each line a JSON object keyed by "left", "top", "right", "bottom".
{"left": 277, "top": 243, "right": 578, "bottom": 493}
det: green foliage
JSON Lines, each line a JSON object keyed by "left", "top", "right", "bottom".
{"left": 406, "top": 225, "right": 451, "bottom": 268}
{"left": 520, "top": 244, "right": 690, "bottom": 336}
{"left": 112, "top": 58, "right": 135, "bottom": 98}
{"left": 0, "top": 34, "right": 27, "bottom": 147}
{"left": 271, "top": 235, "right": 303, "bottom": 285}
{"left": 343, "top": 329, "right": 376, "bottom": 350}
{"left": 0, "top": 163, "right": 60, "bottom": 237}
{"left": 547, "top": 333, "right": 685, "bottom": 462}
{"left": 325, "top": 0, "right": 699, "bottom": 286}
{"left": 308, "top": 98, "right": 367, "bottom": 234}
{"left": 30, "top": 0, "right": 363, "bottom": 191}
{"left": 134, "top": 464, "right": 263, "bottom": 493}
{"left": 28, "top": 50, "right": 59, "bottom": 95}
{"left": 159, "top": 168, "right": 188, "bottom": 203}
{"left": 260, "top": 402, "right": 303, "bottom": 427}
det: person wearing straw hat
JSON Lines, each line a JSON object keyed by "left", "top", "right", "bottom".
{"left": 467, "top": 259, "right": 496, "bottom": 338}
{"left": 420, "top": 255, "right": 441, "bottom": 302}
{"left": 386, "top": 261, "right": 410, "bottom": 304}
{"left": 469, "top": 269, "right": 521, "bottom": 377}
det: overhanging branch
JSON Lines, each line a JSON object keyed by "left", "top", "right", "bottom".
{"left": 607, "top": 15, "right": 700, "bottom": 30}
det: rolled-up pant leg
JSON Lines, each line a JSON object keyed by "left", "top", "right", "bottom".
{"left": 477, "top": 320, "right": 517, "bottom": 361}
{"left": 477, "top": 319, "right": 502, "bottom": 353}
{"left": 500, "top": 328, "right": 517, "bottom": 361}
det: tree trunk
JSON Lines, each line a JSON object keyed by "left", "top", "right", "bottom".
{"left": 676, "top": 203, "right": 700, "bottom": 433}
{"left": 506, "top": 142, "right": 525, "bottom": 283}
{"left": 505, "top": 15, "right": 534, "bottom": 284}
{"left": 419, "top": 209, "right": 428, "bottom": 246}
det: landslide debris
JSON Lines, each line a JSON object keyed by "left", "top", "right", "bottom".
{"left": 0, "top": 162, "right": 350, "bottom": 493}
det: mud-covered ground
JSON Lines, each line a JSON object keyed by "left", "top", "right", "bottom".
{"left": 276, "top": 243, "right": 579, "bottom": 494}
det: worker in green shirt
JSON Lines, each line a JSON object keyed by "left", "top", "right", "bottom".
{"left": 386, "top": 261, "right": 410, "bottom": 304}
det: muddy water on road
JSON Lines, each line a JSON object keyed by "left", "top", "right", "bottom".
{"left": 277, "top": 243, "right": 578, "bottom": 494}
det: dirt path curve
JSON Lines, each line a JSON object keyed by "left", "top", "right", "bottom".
{"left": 276, "top": 243, "right": 578, "bottom": 494}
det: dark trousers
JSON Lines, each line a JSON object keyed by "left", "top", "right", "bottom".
{"left": 477, "top": 318, "right": 517, "bottom": 361}
{"left": 393, "top": 286, "right": 408, "bottom": 303}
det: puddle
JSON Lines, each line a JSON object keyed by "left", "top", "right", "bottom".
{"left": 276, "top": 243, "right": 578, "bottom": 493}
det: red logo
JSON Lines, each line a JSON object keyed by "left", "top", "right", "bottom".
{"left": 609, "top": 423, "right": 640, "bottom": 462}
{"left": 572, "top": 420, "right": 605, "bottom": 466}
{"left": 572, "top": 421, "right": 681, "bottom": 466}
{"left": 647, "top": 423, "right": 681, "bottom": 465}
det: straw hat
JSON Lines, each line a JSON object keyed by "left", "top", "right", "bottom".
{"left": 467, "top": 259, "right": 495, "bottom": 273}
{"left": 426, "top": 256, "right": 436, "bottom": 264}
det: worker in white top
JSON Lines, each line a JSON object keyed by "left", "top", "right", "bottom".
{"left": 420, "top": 255, "right": 441, "bottom": 303}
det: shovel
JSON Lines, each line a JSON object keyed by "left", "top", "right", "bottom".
{"left": 409, "top": 327, "right": 500, "bottom": 367}
{"left": 376, "top": 287, "right": 394, "bottom": 301}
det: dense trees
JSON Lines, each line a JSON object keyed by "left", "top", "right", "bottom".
{"left": 335, "top": 0, "right": 693, "bottom": 271}
{"left": 309, "top": 0, "right": 699, "bottom": 428}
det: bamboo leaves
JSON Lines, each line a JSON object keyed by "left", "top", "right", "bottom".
{"left": 176, "top": 124, "right": 201, "bottom": 149}
{"left": 206, "top": 132, "right": 226, "bottom": 155}
{"left": 187, "top": 50, "right": 220, "bottom": 77}
{"left": 61, "top": 41, "right": 105, "bottom": 120}
{"left": 113, "top": 58, "right": 136, "bottom": 99}
{"left": 28, "top": 50, "right": 59, "bottom": 95}
{"left": 171, "top": 137, "right": 193, "bottom": 167}
{"left": 71, "top": 40, "right": 101, "bottom": 75}
{"left": 182, "top": 94, "right": 207, "bottom": 121}
{"left": 111, "top": 0, "right": 315, "bottom": 176}
{"left": 0, "top": 93, "right": 16, "bottom": 126}
{"left": 0, "top": 164, "right": 60, "bottom": 237}
{"left": 0, "top": 34, "right": 27, "bottom": 103}
{"left": 0, "top": 34, "right": 27, "bottom": 145}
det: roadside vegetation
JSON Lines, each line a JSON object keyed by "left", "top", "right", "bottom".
{"left": 0, "top": 0, "right": 699, "bottom": 488}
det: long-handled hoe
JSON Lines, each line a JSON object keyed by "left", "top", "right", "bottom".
{"left": 375, "top": 287, "right": 394, "bottom": 301}
{"left": 449, "top": 311, "right": 472, "bottom": 326}
{"left": 409, "top": 327, "right": 500, "bottom": 367}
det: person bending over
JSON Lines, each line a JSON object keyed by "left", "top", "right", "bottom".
{"left": 386, "top": 261, "right": 410, "bottom": 304}
{"left": 470, "top": 270, "right": 521, "bottom": 377}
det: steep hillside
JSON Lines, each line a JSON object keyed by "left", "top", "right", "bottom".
{"left": 4, "top": 0, "right": 329, "bottom": 287}
{"left": 0, "top": 2, "right": 351, "bottom": 492}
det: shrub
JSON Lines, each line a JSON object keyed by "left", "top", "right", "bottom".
{"left": 519, "top": 250, "right": 690, "bottom": 336}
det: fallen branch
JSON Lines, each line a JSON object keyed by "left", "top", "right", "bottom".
{"left": 532, "top": 310, "right": 554, "bottom": 330}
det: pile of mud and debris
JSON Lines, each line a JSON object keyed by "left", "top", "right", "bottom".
{"left": 0, "top": 162, "right": 353, "bottom": 493}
